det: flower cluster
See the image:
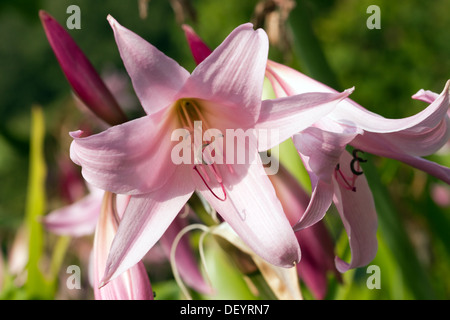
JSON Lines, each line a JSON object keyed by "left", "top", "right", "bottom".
{"left": 40, "top": 11, "right": 449, "bottom": 300}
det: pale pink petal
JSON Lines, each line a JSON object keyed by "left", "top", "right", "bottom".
{"left": 43, "top": 192, "right": 102, "bottom": 237}
{"left": 351, "top": 133, "right": 450, "bottom": 184}
{"left": 93, "top": 193, "right": 153, "bottom": 300}
{"left": 412, "top": 89, "right": 439, "bottom": 104}
{"left": 332, "top": 151, "right": 378, "bottom": 272}
{"left": 182, "top": 23, "right": 268, "bottom": 125}
{"left": 256, "top": 88, "right": 354, "bottom": 151}
{"left": 159, "top": 214, "right": 213, "bottom": 294}
{"left": 70, "top": 110, "right": 177, "bottom": 195}
{"left": 389, "top": 152, "right": 450, "bottom": 185}
{"left": 352, "top": 116, "right": 450, "bottom": 158}
{"left": 293, "top": 179, "right": 334, "bottom": 232}
{"left": 293, "top": 127, "right": 360, "bottom": 183}
{"left": 329, "top": 80, "right": 450, "bottom": 134}
{"left": 292, "top": 127, "right": 359, "bottom": 231}
{"left": 266, "top": 60, "right": 336, "bottom": 96}
{"left": 101, "top": 165, "right": 195, "bottom": 284}
{"left": 182, "top": 24, "right": 212, "bottom": 65}
{"left": 268, "top": 163, "right": 310, "bottom": 225}
{"left": 108, "top": 15, "right": 190, "bottom": 115}
{"left": 348, "top": 82, "right": 450, "bottom": 158}
{"left": 268, "top": 60, "right": 450, "bottom": 136}
{"left": 194, "top": 159, "right": 301, "bottom": 268}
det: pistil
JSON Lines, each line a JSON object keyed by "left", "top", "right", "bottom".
{"left": 176, "top": 99, "right": 228, "bottom": 202}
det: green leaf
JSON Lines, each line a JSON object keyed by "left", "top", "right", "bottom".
{"left": 201, "top": 238, "right": 260, "bottom": 300}
{"left": 24, "top": 106, "right": 54, "bottom": 299}
{"left": 287, "top": 0, "right": 341, "bottom": 91}
{"left": 364, "top": 158, "right": 437, "bottom": 299}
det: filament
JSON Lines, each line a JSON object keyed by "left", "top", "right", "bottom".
{"left": 169, "top": 223, "right": 213, "bottom": 300}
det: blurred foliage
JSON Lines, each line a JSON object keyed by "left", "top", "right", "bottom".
{"left": 0, "top": 0, "right": 449, "bottom": 300}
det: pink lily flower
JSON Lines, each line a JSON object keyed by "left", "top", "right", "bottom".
{"left": 70, "top": 16, "right": 352, "bottom": 284}
{"left": 183, "top": 25, "right": 340, "bottom": 298}
{"left": 41, "top": 11, "right": 213, "bottom": 295}
{"left": 184, "top": 24, "right": 449, "bottom": 272}
{"left": 265, "top": 60, "right": 450, "bottom": 272}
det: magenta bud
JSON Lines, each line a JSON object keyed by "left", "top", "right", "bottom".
{"left": 40, "top": 10, "right": 127, "bottom": 126}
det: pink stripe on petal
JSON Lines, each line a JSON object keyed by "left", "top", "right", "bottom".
{"left": 196, "top": 160, "right": 301, "bottom": 268}
{"left": 101, "top": 165, "right": 195, "bottom": 284}
{"left": 43, "top": 192, "right": 102, "bottom": 237}
{"left": 108, "top": 15, "right": 190, "bottom": 115}
{"left": 412, "top": 89, "right": 439, "bottom": 104}
{"left": 94, "top": 192, "right": 153, "bottom": 300}
{"left": 184, "top": 23, "right": 269, "bottom": 124}
{"left": 70, "top": 111, "right": 177, "bottom": 195}
{"left": 257, "top": 89, "right": 354, "bottom": 151}
{"left": 332, "top": 151, "right": 378, "bottom": 272}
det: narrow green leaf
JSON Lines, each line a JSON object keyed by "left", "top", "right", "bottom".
{"left": 24, "top": 106, "right": 54, "bottom": 299}
{"left": 201, "top": 239, "right": 259, "bottom": 300}
{"left": 287, "top": 0, "right": 341, "bottom": 91}
{"left": 364, "top": 158, "right": 437, "bottom": 299}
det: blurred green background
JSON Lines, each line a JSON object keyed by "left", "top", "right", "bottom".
{"left": 0, "top": 0, "right": 449, "bottom": 299}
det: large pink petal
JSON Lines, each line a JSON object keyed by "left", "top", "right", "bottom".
{"left": 329, "top": 80, "right": 450, "bottom": 134}
{"left": 182, "top": 23, "right": 268, "bottom": 125}
{"left": 351, "top": 133, "right": 450, "bottom": 184}
{"left": 346, "top": 82, "right": 450, "bottom": 157}
{"left": 292, "top": 127, "right": 359, "bottom": 231}
{"left": 293, "top": 127, "right": 360, "bottom": 183}
{"left": 70, "top": 109, "right": 177, "bottom": 195}
{"left": 352, "top": 116, "right": 450, "bottom": 158}
{"left": 266, "top": 60, "right": 335, "bottom": 96}
{"left": 256, "top": 89, "right": 354, "bottom": 151}
{"left": 268, "top": 163, "right": 310, "bottom": 225}
{"left": 194, "top": 159, "right": 301, "bottom": 268}
{"left": 108, "top": 15, "right": 190, "bottom": 115}
{"left": 292, "top": 179, "right": 334, "bottom": 232}
{"left": 267, "top": 60, "right": 450, "bottom": 136}
{"left": 100, "top": 165, "right": 195, "bottom": 284}
{"left": 332, "top": 151, "right": 378, "bottom": 272}
{"left": 412, "top": 89, "right": 439, "bottom": 104}
{"left": 43, "top": 190, "right": 102, "bottom": 237}
{"left": 93, "top": 192, "right": 153, "bottom": 300}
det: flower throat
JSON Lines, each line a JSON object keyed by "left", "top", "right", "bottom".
{"left": 176, "top": 99, "right": 228, "bottom": 202}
